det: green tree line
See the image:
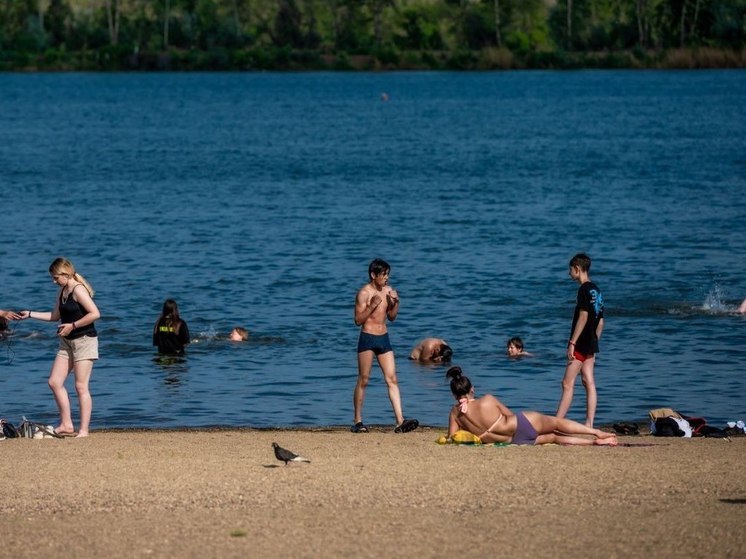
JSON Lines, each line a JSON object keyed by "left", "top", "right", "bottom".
{"left": 2, "top": 0, "right": 745, "bottom": 70}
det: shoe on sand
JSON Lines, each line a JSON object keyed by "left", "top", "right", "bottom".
{"left": 351, "top": 422, "right": 369, "bottom": 433}
{"left": 394, "top": 418, "right": 419, "bottom": 433}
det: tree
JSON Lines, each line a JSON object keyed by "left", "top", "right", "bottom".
{"left": 106, "top": 0, "right": 121, "bottom": 45}
{"left": 163, "top": 0, "right": 170, "bottom": 48}
{"left": 366, "top": 0, "right": 394, "bottom": 47}
{"left": 273, "top": 0, "right": 303, "bottom": 47}
{"left": 46, "top": 0, "right": 72, "bottom": 47}
{"left": 494, "top": 0, "right": 502, "bottom": 47}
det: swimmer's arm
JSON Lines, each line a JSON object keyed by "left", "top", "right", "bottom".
{"left": 386, "top": 288, "right": 399, "bottom": 321}
{"left": 409, "top": 344, "right": 422, "bottom": 360}
{"left": 596, "top": 317, "right": 604, "bottom": 341}
{"left": 354, "top": 290, "right": 380, "bottom": 326}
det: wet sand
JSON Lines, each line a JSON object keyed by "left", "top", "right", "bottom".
{"left": 1, "top": 427, "right": 744, "bottom": 558}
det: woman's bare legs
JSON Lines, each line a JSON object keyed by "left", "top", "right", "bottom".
{"left": 526, "top": 412, "right": 617, "bottom": 445}
{"left": 48, "top": 354, "right": 74, "bottom": 434}
{"left": 73, "top": 359, "right": 94, "bottom": 437}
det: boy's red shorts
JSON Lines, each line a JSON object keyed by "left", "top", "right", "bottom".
{"left": 573, "top": 350, "right": 594, "bottom": 362}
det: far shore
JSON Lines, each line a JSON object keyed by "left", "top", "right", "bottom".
{"left": 2, "top": 427, "right": 744, "bottom": 558}
{"left": 3, "top": 47, "right": 746, "bottom": 72}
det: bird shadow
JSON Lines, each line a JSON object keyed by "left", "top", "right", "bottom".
{"left": 263, "top": 464, "right": 282, "bottom": 468}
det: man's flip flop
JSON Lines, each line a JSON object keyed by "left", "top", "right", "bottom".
{"left": 351, "top": 422, "right": 369, "bottom": 433}
{"left": 394, "top": 418, "right": 419, "bottom": 433}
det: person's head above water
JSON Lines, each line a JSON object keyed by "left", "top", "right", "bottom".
{"left": 435, "top": 343, "right": 453, "bottom": 362}
{"left": 446, "top": 366, "right": 473, "bottom": 399}
{"left": 506, "top": 336, "right": 524, "bottom": 357}
{"left": 229, "top": 327, "right": 249, "bottom": 341}
{"left": 161, "top": 299, "right": 180, "bottom": 319}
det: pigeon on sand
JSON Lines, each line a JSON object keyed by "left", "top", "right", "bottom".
{"left": 272, "top": 442, "right": 311, "bottom": 465}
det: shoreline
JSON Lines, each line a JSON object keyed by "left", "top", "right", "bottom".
{"left": 3, "top": 429, "right": 744, "bottom": 558}
{"left": 3, "top": 47, "right": 746, "bottom": 72}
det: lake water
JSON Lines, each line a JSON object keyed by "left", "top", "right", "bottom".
{"left": 1, "top": 70, "right": 745, "bottom": 430}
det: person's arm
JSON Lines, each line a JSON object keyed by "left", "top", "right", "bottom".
{"left": 354, "top": 289, "right": 380, "bottom": 326}
{"left": 180, "top": 320, "right": 190, "bottom": 346}
{"left": 0, "top": 310, "right": 21, "bottom": 320}
{"left": 447, "top": 407, "right": 460, "bottom": 438}
{"left": 596, "top": 317, "right": 604, "bottom": 341}
{"left": 567, "top": 310, "right": 588, "bottom": 360}
{"left": 20, "top": 290, "right": 61, "bottom": 322}
{"left": 409, "top": 343, "right": 422, "bottom": 360}
{"left": 386, "top": 288, "right": 399, "bottom": 321}
{"left": 57, "top": 285, "right": 100, "bottom": 338}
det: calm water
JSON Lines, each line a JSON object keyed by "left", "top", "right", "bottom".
{"left": 1, "top": 70, "right": 745, "bottom": 430}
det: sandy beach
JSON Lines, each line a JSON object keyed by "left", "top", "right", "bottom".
{"left": 2, "top": 427, "right": 744, "bottom": 559}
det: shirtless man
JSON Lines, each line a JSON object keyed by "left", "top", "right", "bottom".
{"left": 409, "top": 338, "right": 453, "bottom": 363}
{"left": 352, "top": 259, "right": 418, "bottom": 434}
{"left": 446, "top": 366, "right": 617, "bottom": 446}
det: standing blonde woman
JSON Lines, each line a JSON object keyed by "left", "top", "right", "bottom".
{"left": 20, "top": 258, "right": 100, "bottom": 437}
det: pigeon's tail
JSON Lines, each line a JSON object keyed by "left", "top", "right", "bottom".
{"left": 292, "top": 456, "right": 311, "bottom": 463}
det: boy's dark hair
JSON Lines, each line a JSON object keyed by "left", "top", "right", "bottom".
{"left": 569, "top": 253, "right": 592, "bottom": 272}
{"left": 368, "top": 259, "right": 391, "bottom": 278}
{"left": 437, "top": 344, "right": 453, "bottom": 362}
{"left": 507, "top": 336, "right": 524, "bottom": 351}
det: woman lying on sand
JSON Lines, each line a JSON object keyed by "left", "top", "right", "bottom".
{"left": 446, "top": 366, "right": 617, "bottom": 446}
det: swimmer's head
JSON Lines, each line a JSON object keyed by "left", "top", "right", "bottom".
{"left": 506, "top": 336, "right": 524, "bottom": 357}
{"left": 161, "top": 299, "right": 180, "bottom": 319}
{"left": 434, "top": 343, "right": 453, "bottom": 362}
{"left": 229, "top": 327, "right": 249, "bottom": 341}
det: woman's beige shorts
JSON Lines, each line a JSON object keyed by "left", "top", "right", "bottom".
{"left": 57, "top": 335, "right": 99, "bottom": 362}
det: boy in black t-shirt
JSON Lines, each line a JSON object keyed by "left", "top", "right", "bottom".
{"left": 556, "top": 253, "right": 604, "bottom": 428}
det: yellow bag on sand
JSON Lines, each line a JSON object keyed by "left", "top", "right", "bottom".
{"left": 649, "top": 408, "right": 681, "bottom": 421}
{"left": 436, "top": 430, "right": 483, "bottom": 445}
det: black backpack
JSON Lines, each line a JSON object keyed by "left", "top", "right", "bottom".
{"left": 1, "top": 419, "right": 20, "bottom": 438}
{"left": 653, "top": 417, "right": 685, "bottom": 437}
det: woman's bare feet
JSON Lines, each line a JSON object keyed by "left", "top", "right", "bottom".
{"left": 594, "top": 434, "right": 618, "bottom": 446}
{"left": 54, "top": 424, "right": 75, "bottom": 436}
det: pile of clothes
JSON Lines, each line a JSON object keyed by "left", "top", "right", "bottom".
{"left": 648, "top": 408, "right": 745, "bottom": 438}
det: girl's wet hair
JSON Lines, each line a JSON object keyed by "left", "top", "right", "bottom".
{"left": 446, "top": 366, "right": 472, "bottom": 398}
